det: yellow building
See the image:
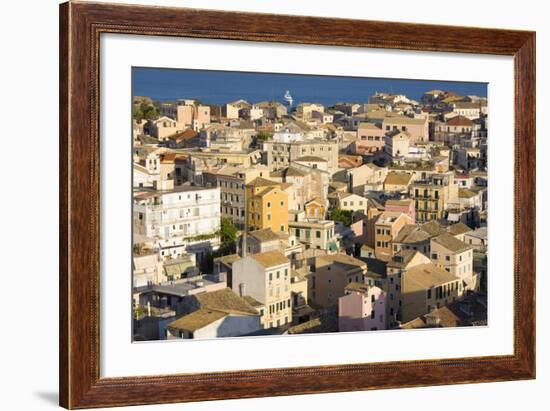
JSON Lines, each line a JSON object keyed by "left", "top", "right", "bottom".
{"left": 246, "top": 177, "right": 289, "bottom": 233}
{"left": 410, "top": 172, "right": 458, "bottom": 223}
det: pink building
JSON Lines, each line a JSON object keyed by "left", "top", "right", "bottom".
{"left": 338, "top": 283, "right": 387, "bottom": 332}
{"left": 176, "top": 105, "right": 194, "bottom": 126}
{"left": 382, "top": 116, "right": 429, "bottom": 144}
{"left": 385, "top": 198, "right": 416, "bottom": 222}
{"left": 353, "top": 123, "right": 386, "bottom": 154}
{"left": 177, "top": 104, "right": 211, "bottom": 130}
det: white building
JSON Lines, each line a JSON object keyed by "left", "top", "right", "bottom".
{"left": 133, "top": 186, "right": 221, "bottom": 261}
{"left": 166, "top": 288, "right": 261, "bottom": 339}
{"left": 272, "top": 126, "right": 304, "bottom": 143}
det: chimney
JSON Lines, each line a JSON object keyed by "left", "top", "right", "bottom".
{"left": 238, "top": 282, "right": 246, "bottom": 297}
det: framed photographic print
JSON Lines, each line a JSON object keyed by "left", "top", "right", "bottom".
{"left": 59, "top": 1, "right": 535, "bottom": 409}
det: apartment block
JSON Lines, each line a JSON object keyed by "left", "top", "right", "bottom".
{"left": 133, "top": 185, "right": 221, "bottom": 260}
{"left": 232, "top": 250, "right": 293, "bottom": 329}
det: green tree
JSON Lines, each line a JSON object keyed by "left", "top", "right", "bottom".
{"left": 329, "top": 208, "right": 352, "bottom": 227}
{"left": 141, "top": 102, "right": 159, "bottom": 120}
{"left": 256, "top": 131, "right": 273, "bottom": 141}
{"left": 133, "top": 102, "right": 159, "bottom": 121}
{"left": 220, "top": 218, "right": 238, "bottom": 249}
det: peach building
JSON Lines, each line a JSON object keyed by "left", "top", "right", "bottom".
{"left": 430, "top": 233, "right": 476, "bottom": 291}
{"left": 382, "top": 116, "right": 429, "bottom": 144}
{"left": 385, "top": 198, "right": 416, "bottom": 221}
{"left": 353, "top": 123, "right": 386, "bottom": 154}
{"left": 339, "top": 283, "right": 387, "bottom": 332}
{"left": 374, "top": 211, "right": 414, "bottom": 257}
{"left": 176, "top": 104, "right": 210, "bottom": 131}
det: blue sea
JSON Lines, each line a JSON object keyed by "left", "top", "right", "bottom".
{"left": 132, "top": 67, "right": 487, "bottom": 107}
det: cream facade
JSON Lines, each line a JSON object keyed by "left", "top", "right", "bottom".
{"left": 133, "top": 252, "right": 165, "bottom": 288}
{"left": 307, "top": 254, "right": 367, "bottom": 308}
{"left": 288, "top": 220, "right": 338, "bottom": 252}
{"left": 263, "top": 139, "right": 339, "bottom": 172}
{"left": 232, "top": 251, "right": 293, "bottom": 329}
{"left": 148, "top": 116, "right": 180, "bottom": 140}
{"left": 430, "top": 233, "right": 476, "bottom": 291}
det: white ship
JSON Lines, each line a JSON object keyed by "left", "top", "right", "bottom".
{"left": 283, "top": 90, "right": 293, "bottom": 106}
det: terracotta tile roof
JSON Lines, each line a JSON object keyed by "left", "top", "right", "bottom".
{"left": 406, "top": 263, "right": 458, "bottom": 288}
{"left": 394, "top": 225, "right": 430, "bottom": 244}
{"left": 421, "top": 221, "right": 446, "bottom": 237}
{"left": 269, "top": 169, "right": 285, "bottom": 178}
{"left": 249, "top": 228, "right": 280, "bottom": 243}
{"left": 387, "top": 249, "right": 421, "bottom": 268}
{"left": 214, "top": 253, "right": 240, "bottom": 266}
{"left": 384, "top": 172, "right": 412, "bottom": 186}
{"left": 247, "top": 177, "right": 280, "bottom": 188}
{"left": 447, "top": 115, "right": 474, "bottom": 126}
{"left": 453, "top": 101, "right": 486, "bottom": 109}
{"left": 285, "top": 167, "right": 308, "bottom": 177}
{"left": 242, "top": 295, "right": 264, "bottom": 308}
{"left": 459, "top": 188, "right": 478, "bottom": 198}
{"left": 194, "top": 288, "right": 260, "bottom": 316}
{"left": 394, "top": 221, "right": 446, "bottom": 245}
{"left": 316, "top": 253, "right": 366, "bottom": 270}
{"left": 250, "top": 250, "right": 289, "bottom": 268}
{"left": 160, "top": 153, "right": 177, "bottom": 163}
{"left": 168, "top": 308, "right": 228, "bottom": 332}
{"left": 295, "top": 156, "right": 327, "bottom": 162}
{"left": 171, "top": 129, "right": 198, "bottom": 142}
{"left": 385, "top": 199, "right": 413, "bottom": 208}
{"left": 168, "top": 288, "right": 261, "bottom": 332}
{"left": 382, "top": 116, "right": 427, "bottom": 125}
{"left": 447, "top": 222, "right": 472, "bottom": 236}
{"left": 432, "top": 233, "right": 472, "bottom": 253}
{"left": 401, "top": 293, "right": 487, "bottom": 329}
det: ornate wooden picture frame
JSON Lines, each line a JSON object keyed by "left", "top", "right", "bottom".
{"left": 59, "top": 1, "right": 535, "bottom": 408}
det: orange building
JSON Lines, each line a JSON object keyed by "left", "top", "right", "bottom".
{"left": 374, "top": 211, "right": 414, "bottom": 257}
{"left": 304, "top": 197, "right": 326, "bottom": 220}
{"left": 246, "top": 177, "right": 289, "bottom": 233}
